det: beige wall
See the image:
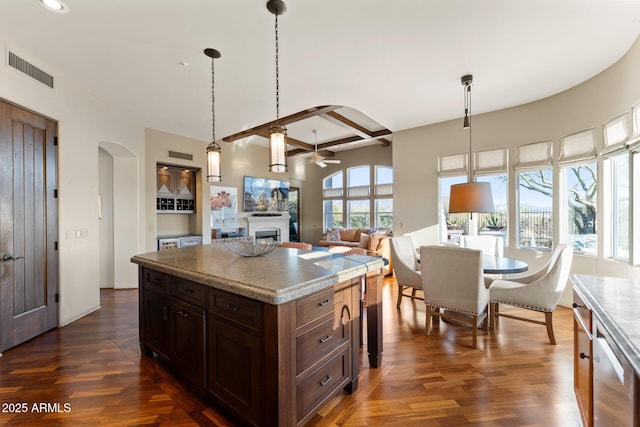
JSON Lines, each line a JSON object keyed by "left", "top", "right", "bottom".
{"left": 146, "top": 129, "right": 303, "bottom": 247}
{"left": 394, "top": 35, "right": 640, "bottom": 288}
{"left": 0, "top": 38, "right": 146, "bottom": 324}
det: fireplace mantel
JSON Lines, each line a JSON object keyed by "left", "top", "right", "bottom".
{"left": 245, "top": 213, "right": 290, "bottom": 242}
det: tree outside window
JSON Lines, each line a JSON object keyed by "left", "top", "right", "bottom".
{"left": 563, "top": 162, "right": 597, "bottom": 254}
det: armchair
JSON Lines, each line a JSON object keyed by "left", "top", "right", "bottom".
{"left": 488, "top": 244, "right": 573, "bottom": 344}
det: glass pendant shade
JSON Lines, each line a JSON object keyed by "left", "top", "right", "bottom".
{"left": 206, "top": 142, "right": 221, "bottom": 182}
{"left": 448, "top": 182, "right": 495, "bottom": 213}
{"left": 269, "top": 124, "right": 287, "bottom": 173}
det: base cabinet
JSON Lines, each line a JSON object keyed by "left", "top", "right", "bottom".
{"left": 138, "top": 267, "right": 361, "bottom": 426}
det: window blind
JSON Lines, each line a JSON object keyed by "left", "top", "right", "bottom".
{"left": 475, "top": 148, "right": 508, "bottom": 174}
{"left": 558, "top": 128, "right": 596, "bottom": 165}
{"left": 515, "top": 141, "right": 553, "bottom": 169}
{"left": 603, "top": 113, "right": 629, "bottom": 152}
{"left": 438, "top": 153, "right": 468, "bottom": 176}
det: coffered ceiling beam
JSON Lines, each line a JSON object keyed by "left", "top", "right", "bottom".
{"left": 222, "top": 105, "right": 339, "bottom": 142}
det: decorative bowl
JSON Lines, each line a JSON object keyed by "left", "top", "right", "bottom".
{"left": 223, "top": 240, "right": 279, "bottom": 257}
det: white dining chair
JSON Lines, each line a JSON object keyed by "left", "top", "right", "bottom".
{"left": 488, "top": 244, "right": 573, "bottom": 344}
{"left": 420, "top": 245, "right": 490, "bottom": 349}
{"left": 390, "top": 236, "right": 422, "bottom": 309}
{"left": 459, "top": 235, "right": 504, "bottom": 287}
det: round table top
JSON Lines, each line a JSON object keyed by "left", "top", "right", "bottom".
{"left": 483, "top": 256, "right": 528, "bottom": 275}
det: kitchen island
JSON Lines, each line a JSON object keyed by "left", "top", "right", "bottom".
{"left": 131, "top": 244, "right": 384, "bottom": 427}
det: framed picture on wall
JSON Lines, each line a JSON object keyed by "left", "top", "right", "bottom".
{"left": 243, "top": 176, "right": 289, "bottom": 212}
{"left": 210, "top": 186, "right": 238, "bottom": 227}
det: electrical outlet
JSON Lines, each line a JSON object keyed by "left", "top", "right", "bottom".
{"left": 75, "top": 229, "right": 88, "bottom": 239}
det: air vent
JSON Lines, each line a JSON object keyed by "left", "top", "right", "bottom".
{"left": 7, "top": 51, "right": 54, "bottom": 88}
{"left": 168, "top": 150, "right": 193, "bottom": 161}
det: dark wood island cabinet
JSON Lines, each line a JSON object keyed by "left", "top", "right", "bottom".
{"left": 132, "top": 245, "right": 383, "bottom": 426}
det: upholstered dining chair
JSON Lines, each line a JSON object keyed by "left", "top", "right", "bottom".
{"left": 420, "top": 245, "right": 490, "bottom": 349}
{"left": 459, "top": 235, "right": 504, "bottom": 288}
{"left": 488, "top": 244, "right": 573, "bottom": 345}
{"left": 389, "top": 236, "right": 422, "bottom": 309}
{"left": 279, "top": 241, "right": 312, "bottom": 250}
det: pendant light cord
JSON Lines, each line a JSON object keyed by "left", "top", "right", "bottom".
{"left": 275, "top": 11, "right": 280, "bottom": 124}
{"left": 465, "top": 83, "right": 472, "bottom": 182}
{"left": 211, "top": 57, "right": 216, "bottom": 144}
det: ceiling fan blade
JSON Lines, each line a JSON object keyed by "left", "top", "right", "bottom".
{"left": 323, "top": 159, "right": 341, "bottom": 164}
{"left": 316, "top": 161, "right": 327, "bottom": 168}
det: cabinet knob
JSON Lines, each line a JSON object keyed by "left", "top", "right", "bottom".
{"left": 178, "top": 311, "right": 189, "bottom": 318}
{"left": 579, "top": 352, "right": 590, "bottom": 360}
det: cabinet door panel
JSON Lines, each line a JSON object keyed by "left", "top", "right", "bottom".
{"left": 573, "top": 314, "right": 592, "bottom": 427}
{"left": 143, "top": 290, "right": 170, "bottom": 360}
{"left": 170, "top": 300, "right": 206, "bottom": 388}
{"left": 207, "top": 317, "right": 261, "bottom": 425}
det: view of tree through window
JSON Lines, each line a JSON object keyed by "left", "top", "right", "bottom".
{"left": 563, "top": 162, "right": 597, "bottom": 254}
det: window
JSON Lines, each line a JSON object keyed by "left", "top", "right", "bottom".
{"left": 517, "top": 169, "right": 553, "bottom": 248}
{"left": 515, "top": 141, "right": 553, "bottom": 249}
{"left": 609, "top": 153, "right": 629, "bottom": 260}
{"left": 324, "top": 200, "right": 344, "bottom": 229}
{"left": 562, "top": 162, "right": 597, "bottom": 254}
{"left": 375, "top": 166, "right": 393, "bottom": 228}
{"left": 475, "top": 148, "right": 509, "bottom": 244}
{"left": 347, "top": 166, "right": 370, "bottom": 228}
{"left": 558, "top": 129, "right": 597, "bottom": 254}
{"left": 439, "top": 174, "right": 467, "bottom": 237}
{"left": 323, "top": 171, "right": 344, "bottom": 229}
{"left": 322, "top": 165, "right": 393, "bottom": 231}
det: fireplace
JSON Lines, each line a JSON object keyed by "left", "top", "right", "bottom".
{"left": 255, "top": 229, "right": 280, "bottom": 243}
{"left": 246, "top": 213, "right": 290, "bottom": 242}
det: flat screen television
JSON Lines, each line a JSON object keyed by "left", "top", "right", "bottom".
{"left": 243, "top": 176, "right": 289, "bottom": 212}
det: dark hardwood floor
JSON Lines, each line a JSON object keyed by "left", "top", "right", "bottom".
{"left": 0, "top": 277, "right": 580, "bottom": 426}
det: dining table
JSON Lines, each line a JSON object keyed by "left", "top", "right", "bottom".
{"left": 482, "top": 256, "right": 528, "bottom": 275}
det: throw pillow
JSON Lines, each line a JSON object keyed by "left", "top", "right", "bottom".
{"left": 358, "top": 233, "right": 370, "bottom": 249}
{"left": 326, "top": 228, "right": 342, "bottom": 241}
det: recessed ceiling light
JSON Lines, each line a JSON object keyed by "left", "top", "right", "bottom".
{"left": 35, "top": 0, "right": 69, "bottom": 13}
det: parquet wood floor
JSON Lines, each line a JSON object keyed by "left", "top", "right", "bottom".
{"left": 0, "top": 278, "right": 580, "bottom": 426}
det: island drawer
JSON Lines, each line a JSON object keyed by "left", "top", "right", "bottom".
{"left": 573, "top": 290, "right": 591, "bottom": 332}
{"left": 296, "top": 317, "right": 347, "bottom": 374}
{"left": 209, "top": 289, "right": 262, "bottom": 331}
{"left": 297, "top": 347, "right": 349, "bottom": 423}
{"left": 143, "top": 268, "right": 171, "bottom": 293}
{"left": 296, "top": 289, "right": 334, "bottom": 328}
{"left": 172, "top": 278, "right": 207, "bottom": 307}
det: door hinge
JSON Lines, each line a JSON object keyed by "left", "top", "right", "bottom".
{"left": 55, "top": 293, "right": 59, "bottom": 303}
{"left": 53, "top": 189, "right": 58, "bottom": 198}
{"left": 54, "top": 136, "right": 58, "bottom": 146}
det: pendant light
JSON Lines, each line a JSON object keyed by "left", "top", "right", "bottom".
{"left": 448, "top": 74, "right": 495, "bottom": 216}
{"left": 205, "top": 48, "right": 222, "bottom": 182}
{"left": 267, "top": 0, "right": 288, "bottom": 173}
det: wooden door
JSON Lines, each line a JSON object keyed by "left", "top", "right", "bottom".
{"left": 0, "top": 99, "right": 58, "bottom": 353}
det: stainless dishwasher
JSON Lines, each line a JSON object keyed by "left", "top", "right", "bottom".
{"left": 592, "top": 318, "right": 636, "bottom": 426}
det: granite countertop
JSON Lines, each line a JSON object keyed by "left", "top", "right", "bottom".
{"left": 131, "top": 244, "right": 384, "bottom": 304}
{"left": 571, "top": 274, "right": 640, "bottom": 376}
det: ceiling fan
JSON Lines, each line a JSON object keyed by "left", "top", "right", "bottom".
{"left": 307, "top": 129, "right": 341, "bottom": 168}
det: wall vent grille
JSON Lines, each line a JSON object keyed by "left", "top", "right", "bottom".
{"left": 8, "top": 51, "right": 54, "bottom": 88}
{"left": 168, "top": 150, "right": 193, "bottom": 161}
